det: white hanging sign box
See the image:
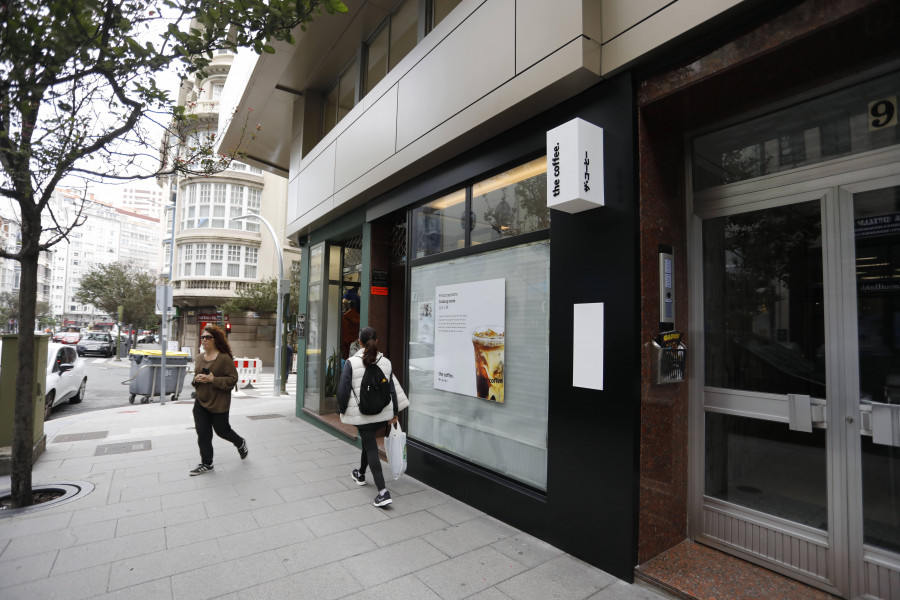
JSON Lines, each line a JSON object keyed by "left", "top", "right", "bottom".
{"left": 546, "top": 118, "right": 604, "bottom": 213}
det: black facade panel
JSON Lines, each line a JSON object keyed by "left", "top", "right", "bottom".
{"left": 406, "top": 73, "right": 638, "bottom": 581}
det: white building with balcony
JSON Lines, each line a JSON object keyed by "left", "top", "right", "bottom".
{"left": 162, "top": 49, "right": 300, "bottom": 362}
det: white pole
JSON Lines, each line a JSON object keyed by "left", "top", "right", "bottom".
{"left": 231, "top": 214, "right": 283, "bottom": 396}
{"left": 159, "top": 190, "right": 177, "bottom": 406}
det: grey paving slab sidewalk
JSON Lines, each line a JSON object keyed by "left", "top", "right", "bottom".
{"left": 0, "top": 394, "right": 670, "bottom": 600}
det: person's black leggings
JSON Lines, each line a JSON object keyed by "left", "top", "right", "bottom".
{"left": 193, "top": 401, "right": 243, "bottom": 466}
{"left": 357, "top": 423, "right": 387, "bottom": 490}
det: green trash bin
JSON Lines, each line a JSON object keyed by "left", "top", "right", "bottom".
{"left": 127, "top": 349, "right": 190, "bottom": 404}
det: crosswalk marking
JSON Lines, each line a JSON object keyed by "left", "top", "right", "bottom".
{"left": 235, "top": 372, "right": 297, "bottom": 397}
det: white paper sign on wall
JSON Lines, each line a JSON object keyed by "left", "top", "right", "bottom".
{"left": 546, "top": 118, "right": 604, "bottom": 213}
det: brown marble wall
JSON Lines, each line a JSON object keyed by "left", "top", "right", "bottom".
{"left": 636, "top": 0, "right": 900, "bottom": 565}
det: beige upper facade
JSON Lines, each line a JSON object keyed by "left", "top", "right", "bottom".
{"left": 219, "top": 0, "right": 750, "bottom": 238}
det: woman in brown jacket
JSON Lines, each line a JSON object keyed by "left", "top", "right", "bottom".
{"left": 189, "top": 324, "right": 247, "bottom": 475}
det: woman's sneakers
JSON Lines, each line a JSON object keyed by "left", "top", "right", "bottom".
{"left": 237, "top": 439, "right": 249, "bottom": 460}
{"left": 351, "top": 469, "right": 366, "bottom": 486}
{"left": 373, "top": 490, "right": 392, "bottom": 507}
{"left": 190, "top": 464, "right": 213, "bottom": 476}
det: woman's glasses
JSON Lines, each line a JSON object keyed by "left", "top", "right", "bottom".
{"left": 199, "top": 335, "right": 214, "bottom": 340}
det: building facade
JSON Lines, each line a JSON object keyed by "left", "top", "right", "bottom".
{"left": 220, "top": 1, "right": 900, "bottom": 598}
{"left": 46, "top": 189, "right": 162, "bottom": 330}
{"left": 163, "top": 49, "right": 300, "bottom": 362}
{"left": 117, "top": 184, "right": 166, "bottom": 222}
{"left": 0, "top": 211, "right": 53, "bottom": 332}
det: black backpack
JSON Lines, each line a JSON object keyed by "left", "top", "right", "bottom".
{"left": 353, "top": 359, "right": 392, "bottom": 415}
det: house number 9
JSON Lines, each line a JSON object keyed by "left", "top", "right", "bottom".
{"left": 869, "top": 96, "right": 898, "bottom": 131}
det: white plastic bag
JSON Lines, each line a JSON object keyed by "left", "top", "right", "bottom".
{"left": 385, "top": 422, "right": 407, "bottom": 480}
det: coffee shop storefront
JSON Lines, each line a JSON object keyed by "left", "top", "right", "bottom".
{"left": 293, "top": 74, "right": 640, "bottom": 580}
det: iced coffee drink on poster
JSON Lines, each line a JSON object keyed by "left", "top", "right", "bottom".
{"left": 472, "top": 326, "right": 504, "bottom": 403}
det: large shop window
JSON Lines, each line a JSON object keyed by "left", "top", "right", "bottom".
{"left": 406, "top": 157, "right": 550, "bottom": 490}
{"left": 408, "top": 241, "right": 550, "bottom": 489}
{"left": 413, "top": 157, "right": 548, "bottom": 257}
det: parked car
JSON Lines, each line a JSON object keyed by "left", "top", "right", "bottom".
{"left": 51, "top": 331, "right": 66, "bottom": 342}
{"left": 77, "top": 332, "right": 114, "bottom": 357}
{"left": 137, "top": 334, "right": 156, "bottom": 344}
{"left": 59, "top": 332, "right": 80, "bottom": 345}
{"left": 45, "top": 343, "right": 87, "bottom": 420}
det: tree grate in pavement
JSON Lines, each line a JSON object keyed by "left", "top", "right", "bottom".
{"left": 246, "top": 414, "right": 284, "bottom": 420}
{"left": 94, "top": 440, "right": 152, "bottom": 455}
{"left": 52, "top": 431, "right": 109, "bottom": 443}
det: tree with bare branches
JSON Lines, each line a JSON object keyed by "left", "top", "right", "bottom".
{"left": 0, "top": 0, "right": 346, "bottom": 508}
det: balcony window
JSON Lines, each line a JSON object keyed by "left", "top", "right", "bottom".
{"left": 244, "top": 246, "right": 258, "bottom": 279}
{"left": 179, "top": 242, "right": 260, "bottom": 280}
{"left": 181, "top": 182, "right": 263, "bottom": 231}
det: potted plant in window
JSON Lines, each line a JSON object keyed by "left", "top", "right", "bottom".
{"left": 322, "top": 347, "right": 341, "bottom": 413}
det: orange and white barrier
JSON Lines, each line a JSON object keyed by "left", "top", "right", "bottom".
{"left": 234, "top": 357, "right": 262, "bottom": 389}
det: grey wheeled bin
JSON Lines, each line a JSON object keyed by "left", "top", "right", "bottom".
{"left": 126, "top": 349, "right": 190, "bottom": 404}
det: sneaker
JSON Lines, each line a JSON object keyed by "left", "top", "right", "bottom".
{"left": 238, "top": 439, "right": 248, "bottom": 460}
{"left": 373, "top": 490, "right": 392, "bottom": 507}
{"left": 190, "top": 463, "right": 213, "bottom": 476}
{"left": 351, "top": 469, "right": 366, "bottom": 486}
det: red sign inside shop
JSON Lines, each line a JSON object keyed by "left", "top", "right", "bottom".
{"left": 371, "top": 270, "right": 389, "bottom": 296}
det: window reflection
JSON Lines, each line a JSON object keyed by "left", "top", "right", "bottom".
{"left": 389, "top": 0, "right": 417, "bottom": 71}
{"left": 703, "top": 201, "right": 826, "bottom": 397}
{"left": 413, "top": 158, "right": 549, "bottom": 258}
{"left": 471, "top": 157, "right": 549, "bottom": 245}
{"left": 413, "top": 190, "right": 466, "bottom": 258}
{"left": 365, "top": 24, "right": 389, "bottom": 94}
{"left": 430, "top": 0, "right": 461, "bottom": 30}
{"left": 693, "top": 70, "right": 900, "bottom": 190}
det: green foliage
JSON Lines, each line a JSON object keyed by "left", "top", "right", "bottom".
{"left": 219, "top": 277, "right": 278, "bottom": 314}
{"left": 0, "top": 292, "right": 52, "bottom": 330}
{"left": 73, "top": 262, "right": 159, "bottom": 330}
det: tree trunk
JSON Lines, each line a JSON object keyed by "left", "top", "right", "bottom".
{"left": 10, "top": 253, "right": 38, "bottom": 507}
{"left": 10, "top": 202, "right": 42, "bottom": 508}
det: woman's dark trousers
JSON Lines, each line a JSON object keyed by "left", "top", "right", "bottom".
{"left": 357, "top": 423, "right": 386, "bottom": 490}
{"left": 193, "top": 401, "right": 243, "bottom": 466}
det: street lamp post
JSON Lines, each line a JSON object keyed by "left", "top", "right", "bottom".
{"left": 231, "top": 214, "right": 285, "bottom": 396}
{"left": 158, "top": 190, "right": 178, "bottom": 406}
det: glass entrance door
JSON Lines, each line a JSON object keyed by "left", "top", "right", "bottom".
{"left": 843, "top": 178, "right": 900, "bottom": 600}
{"left": 694, "top": 168, "right": 900, "bottom": 599}
{"left": 697, "top": 191, "right": 838, "bottom": 592}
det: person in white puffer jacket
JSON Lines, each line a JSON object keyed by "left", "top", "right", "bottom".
{"left": 337, "top": 326, "right": 409, "bottom": 507}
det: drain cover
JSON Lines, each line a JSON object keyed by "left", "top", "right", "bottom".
{"left": 247, "top": 414, "right": 284, "bottom": 420}
{"left": 95, "top": 440, "right": 152, "bottom": 455}
{"left": 53, "top": 431, "right": 109, "bottom": 443}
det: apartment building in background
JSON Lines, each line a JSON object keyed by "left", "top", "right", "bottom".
{"left": 49, "top": 189, "right": 161, "bottom": 329}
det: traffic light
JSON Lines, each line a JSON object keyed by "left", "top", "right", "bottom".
{"left": 216, "top": 310, "right": 224, "bottom": 327}
{"left": 225, "top": 322, "right": 231, "bottom": 335}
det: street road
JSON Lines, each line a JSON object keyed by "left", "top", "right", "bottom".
{"left": 46, "top": 344, "right": 193, "bottom": 421}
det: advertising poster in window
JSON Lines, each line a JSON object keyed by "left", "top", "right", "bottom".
{"left": 434, "top": 278, "right": 505, "bottom": 402}
{"left": 417, "top": 301, "right": 434, "bottom": 344}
